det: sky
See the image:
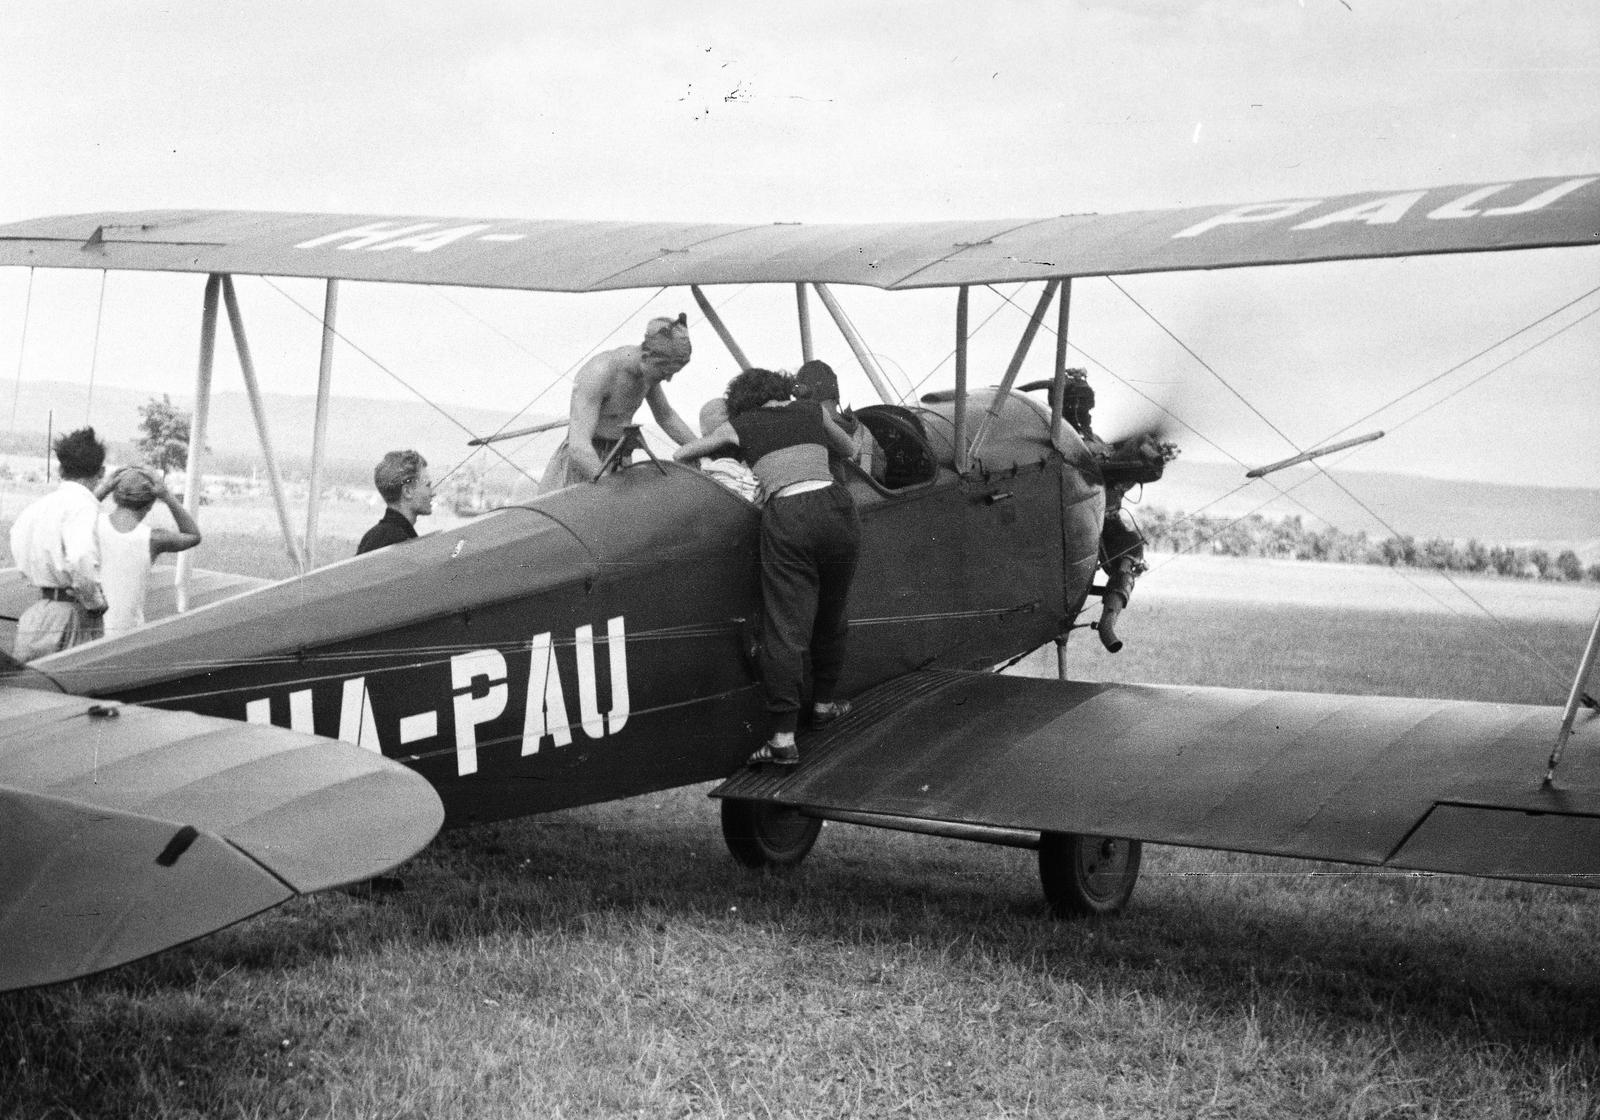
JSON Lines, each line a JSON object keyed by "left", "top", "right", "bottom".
{"left": 1, "top": 1, "right": 1598, "bottom": 508}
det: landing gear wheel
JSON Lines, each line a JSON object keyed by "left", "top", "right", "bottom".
{"left": 720, "top": 799, "right": 822, "bottom": 869}
{"left": 1038, "top": 831, "right": 1141, "bottom": 917}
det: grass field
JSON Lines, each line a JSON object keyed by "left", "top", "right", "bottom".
{"left": 2, "top": 553, "right": 1598, "bottom": 1118}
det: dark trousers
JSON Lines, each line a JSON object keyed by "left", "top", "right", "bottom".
{"left": 758, "top": 484, "right": 861, "bottom": 733}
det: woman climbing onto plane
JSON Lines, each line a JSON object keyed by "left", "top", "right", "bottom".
{"left": 675, "top": 368, "right": 862, "bottom": 765}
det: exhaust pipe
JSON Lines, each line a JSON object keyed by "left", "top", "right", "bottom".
{"left": 1095, "top": 555, "right": 1140, "bottom": 653}
{"left": 1097, "top": 589, "right": 1126, "bottom": 653}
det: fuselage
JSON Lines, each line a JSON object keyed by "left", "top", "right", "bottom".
{"left": 25, "top": 392, "right": 1107, "bottom": 826}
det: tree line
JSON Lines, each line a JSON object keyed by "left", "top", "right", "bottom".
{"left": 1137, "top": 508, "right": 1599, "bottom": 583}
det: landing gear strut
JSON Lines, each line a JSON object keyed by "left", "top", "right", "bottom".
{"left": 1038, "top": 831, "right": 1142, "bottom": 917}
{"left": 720, "top": 798, "right": 822, "bottom": 869}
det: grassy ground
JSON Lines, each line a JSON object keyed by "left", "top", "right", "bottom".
{"left": 2, "top": 559, "right": 1598, "bottom": 1118}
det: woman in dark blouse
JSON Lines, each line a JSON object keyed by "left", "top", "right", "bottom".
{"left": 675, "top": 368, "right": 861, "bottom": 765}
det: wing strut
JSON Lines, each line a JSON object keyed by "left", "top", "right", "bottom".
{"left": 1245, "top": 431, "right": 1387, "bottom": 478}
{"left": 175, "top": 274, "right": 220, "bottom": 613}
{"left": 221, "top": 276, "right": 305, "bottom": 572}
{"left": 953, "top": 285, "right": 970, "bottom": 472}
{"left": 969, "top": 280, "right": 1060, "bottom": 460}
{"left": 795, "top": 283, "right": 813, "bottom": 362}
{"left": 1050, "top": 278, "right": 1074, "bottom": 445}
{"left": 812, "top": 283, "right": 897, "bottom": 403}
{"left": 1547, "top": 602, "right": 1600, "bottom": 781}
{"left": 304, "top": 278, "right": 339, "bottom": 569}
{"left": 690, "top": 284, "right": 752, "bottom": 370}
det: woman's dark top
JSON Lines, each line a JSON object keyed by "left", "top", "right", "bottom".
{"left": 730, "top": 399, "right": 827, "bottom": 459}
{"left": 729, "top": 400, "right": 834, "bottom": 495}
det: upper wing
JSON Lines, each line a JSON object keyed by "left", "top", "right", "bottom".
{"left": 715, "top": 670, "right": 1600, "bottom": 886}
{"left": 0, "top": 175, "right": 1594, "bottom": 292}
{"left": 0, "top": 685, "right": 443, "bottom": 992}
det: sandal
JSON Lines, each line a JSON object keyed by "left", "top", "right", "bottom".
{"left": 747, "top": 740, "right": 799, "bottom": 766}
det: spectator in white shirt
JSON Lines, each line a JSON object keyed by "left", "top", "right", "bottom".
{"left": 9, "top": 428, "right": 109, "bottom": 661}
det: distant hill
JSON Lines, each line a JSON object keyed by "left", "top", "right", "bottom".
{"left": 1144, "top": 457, "right": 1600, "bottom": 559}
{"left": 0, "top": 378, "right": 550, "bottom": 482}
{"left": 3, "top": 378, "right": 1595, "bottom": 554}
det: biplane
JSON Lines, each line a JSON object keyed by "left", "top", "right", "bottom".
{"left": 1, "top": 174, "right": 1598, "bottom": 993}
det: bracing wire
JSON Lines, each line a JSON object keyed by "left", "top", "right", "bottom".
{"left": 822, "top": 286, "right": 920, "bottom": 404}
{"left": 84, "top": 270, "right": 107, "bottom": 423}
{"left": 902, "top": 284, "right": 1027, "bottom": 401}
{"left": 8, "top": 268, "right": 34, "bottom": 434}
{"left": 1107, "top": 275, "right": 1304, "bottom": 454}
{"left": 432, "top": 288, "right": 565, "bottom": 378}
{"left": 1126, "top": 458, "right": 1575, "bottom": 689}
{"left": 1317, "top": 280, "right": 1600, "bottom": 449}
{"left": 1383, "top": 299, "right": 1600, "bottom": 438}
{"left": 1096, "top": 274, "right": 1597, "bottom": 692}
{"left": 259, "top": 276, "right": 541, "bottom": 491}
{"left": 458, "top": 286, "right": 671, "bottom": 468}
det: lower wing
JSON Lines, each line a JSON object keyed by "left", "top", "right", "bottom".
{"left": 716, "top": 669, "right": 1600, "bottom": 886}
{"left": 0, "top": 685, "right": 443, "bottom": 992}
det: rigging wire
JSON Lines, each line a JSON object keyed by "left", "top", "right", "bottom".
{"left": 84, "top": 270, "right": 107, "bottom": 423}
{"left": 259, "top": 276, "right": 541, "bottom": 490}
{"left": 821, "top": 286, "right": 919, "bottom": 404}
{"left": 1316, "top": 280, "right": 1600, "bottom": 449}
{"left": 431, "top": 288, "right": 565, "bottom": 379}
{"left": 1106, "top": 275, "right": 1304, "bottom": 456}
{"left": 1125, "top": 457, "right": 1576, "bottom": 689}
{"left": 1096, "top": 274, "right": 1595, "bottom": 691}
{"left": 38, "top": 602, "right": 1043, "bottom": 710}
{"left": 7, "top": 268, "right": 34, "bottom": 434}
{"left": 463, "top": 286, "right": 671, "bottom": 469}
{"left": 901, "top": 284, "right": 1034, "bottom": 401}
{"left": 1383, "top": 299, "right": 1600, "bottom": 437}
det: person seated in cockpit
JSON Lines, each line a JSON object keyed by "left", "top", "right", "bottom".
{"left": 1061, "top": 368, "right": 1174, "bottom": 652}
{"left": 793, "top": 360, "right": 886, "bottom": 484}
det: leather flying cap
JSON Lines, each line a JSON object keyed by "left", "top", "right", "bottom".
{"left": 794, "top": 359, "right": 839, "bottom": 401}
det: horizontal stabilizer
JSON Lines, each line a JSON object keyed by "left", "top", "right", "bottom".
{"left": 0, "top": 689, "right": 443, "bottom": 991}
{"left": 715, "top": 670, "right": 1600, "bottom": 887}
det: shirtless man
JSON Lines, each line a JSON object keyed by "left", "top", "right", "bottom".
{"left": 538, "top": 313, "right": 697, "bottom": 492}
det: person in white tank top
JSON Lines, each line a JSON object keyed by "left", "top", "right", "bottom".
{"left": 94, "top": 467, "right": 203, "bottom": 639}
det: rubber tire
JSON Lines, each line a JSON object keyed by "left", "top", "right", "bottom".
{"left": 1038, "top": 831, "right": 1141, "bottom": 917}
{"left": 720, "top": 798, "right": 823, "bottom": 869}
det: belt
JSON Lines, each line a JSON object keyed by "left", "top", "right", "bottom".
{"left": 771, "top": 480, "right": 833, "bottom": 500}
{"left": 40, "top": 586, "right": 76, "bottom": 602}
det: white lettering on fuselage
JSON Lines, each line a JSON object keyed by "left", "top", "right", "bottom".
{"left": 522, "top": 630, "right": 574, "bottom": 755}
{"left": 1171, "top": 178, "right": 1596, "bottom": 239}
{"left": 451, "top": 649, "right": 508, "bottom": 777}
{"left": 239, "top": 616, "right": 632, "bottom": 779}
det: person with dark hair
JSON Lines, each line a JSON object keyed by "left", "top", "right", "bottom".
{"left": 8, "top": 427, "right": 110, "bottom": 660}
{"left": 793, "top": 359, "right": 886, "bottom": 483}
{"left": 93, "top": 466, "right": 203, "bottom": 639}
{"left": 540, "top": 313, "right": 697, "bottom": 492}
{"left": 674, "top": 368, "right": 862, "bottom": 765}
{"left": 358, "top": 449, "right": 434, "bottom": 554}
